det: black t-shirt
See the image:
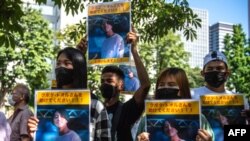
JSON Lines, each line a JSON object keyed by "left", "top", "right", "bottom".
{"left": 107, "top": 97, "right": 144, "bottom": 141}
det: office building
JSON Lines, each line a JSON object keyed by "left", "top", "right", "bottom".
{"left": 180, "top": 8, "right": 209, "bottom": 68}
{"left": 209, "top": 22, "right": 233, "bottom": 52}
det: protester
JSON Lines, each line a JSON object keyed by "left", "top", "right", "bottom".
{"left": 191, "top": 51, "right": 250, "bottom": 141}
{"left": 28, "top": 47, "right": 111, "bottom": 141}
{"left": 8, "top": 83, "right": 33, "bottom": 141}
{"left": 136, "top": 68, "right": 213, "bottom": 141}
{"left": 191, "top": 51, "right": 232, "bottom": 99}
{"left": 99, "top": 27, "right": 150, "bottom": 141}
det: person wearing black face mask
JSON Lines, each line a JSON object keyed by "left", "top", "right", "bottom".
{"left": 155, "top": 87, "right": 181, "bottom": 99}
{"left": 191, "top": 51, "right": 250, "bottom": 141}
{"left": 55, "top": 67, "right": 74, "bottom": 88}
{"left": 28, "top": 47, "right": 112, "bottom": 141}
{"left": 100, "top": 27, "right": 151, "bottom": 141}
{"left": 100, "top": 83, "right": 118, "bottom": 100}
{"left": 191, "top": 51, "right": 232, "bottom": 100}
{"left": 137, "top": 68, "right": 214, "bottom": 141}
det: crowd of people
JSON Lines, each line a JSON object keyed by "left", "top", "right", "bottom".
{"left": 0, "top": 25, "right": 250, "bottom": 141}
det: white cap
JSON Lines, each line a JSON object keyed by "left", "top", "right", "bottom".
{"left": 203, "top": 51, "right": 228, "bottom": 67}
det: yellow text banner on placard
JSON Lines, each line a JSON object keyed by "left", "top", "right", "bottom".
{"left": 36, "top": 90, "right": 90, "bottom": 105}
{"left": 201, "top": 94, "right": 244, "bottom": 106}
{"left": 88, "top": 2, "right": 130, "bottom": 16}
{"left": 89, "top": 57, "right": 129, "bottom": 65}
{"left": 146, "top": 100, "right": 199, "bottom": 115}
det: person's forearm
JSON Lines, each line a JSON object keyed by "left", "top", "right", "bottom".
{"left": 132, "top": 45, "right": 150, "bottom": 104}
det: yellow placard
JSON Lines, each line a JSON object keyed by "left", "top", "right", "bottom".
{"left": 36, "top": 90, "right": 90, "bottom": 105}
{"left": 88, "top": 2, "right": 130, "bottom": 16}
{"left": 200, "top": 94, "right": 244, "bottom": 106}
{"left": 89, "top": 57, "right": 129, "bottom": 65}
{"left": 146, "top": 100, "right": 199, "bottom": 115}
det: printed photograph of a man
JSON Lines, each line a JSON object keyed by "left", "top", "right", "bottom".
{"left": 88, "top": 13, "right": 130, "bottom": 64}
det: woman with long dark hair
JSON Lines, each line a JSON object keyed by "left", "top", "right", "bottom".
{"left": 28, "top": 47, "right": 111, "bottom": 141}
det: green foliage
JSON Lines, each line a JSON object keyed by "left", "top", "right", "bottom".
{"left": 0, "top": 8, "right": 56, "bottom": 105}
{"left": 139, "top": 31, "right": 191, "bottom": 92}
{"left": 132, "top": 0, "right": 201, "bottom": 42}
{"left": 186, "top": 67, "right": 204, "bottom": 88}
{"left": 1, "top": 0, "right": 201, "bottom": 50}
{"left": 224, "top": 24, "right": 250, "bottom": 98}
{"left": 87, "top": 66, "right": 103, "bottom": 100}
{"left": 56, "top": 20, "right": 86, "bottom": 47}
{"left": 0, "top": 0, "right": 24, "bottom": 48}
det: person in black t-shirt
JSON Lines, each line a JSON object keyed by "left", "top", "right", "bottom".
{"left": 100, "top": 27, "right": 150, "bottom": 141}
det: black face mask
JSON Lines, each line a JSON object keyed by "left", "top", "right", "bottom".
{"left": 100, "top": 83, "right": 117, "bottom": 99}
{"left": 155, "top": 88, "right": 180, "bottom": 100}
{"left": 204, "top": 71, "right": 227, "bottom": 88}
{"left": 55, "top": 67, "right": 74, "bottom": 88}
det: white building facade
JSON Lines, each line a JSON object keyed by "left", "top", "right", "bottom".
{"left": 180, "top": 8, "right": 209, "bottom": 68}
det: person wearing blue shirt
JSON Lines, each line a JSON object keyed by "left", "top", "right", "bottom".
{"left": 101, "top": 20, "right": 124, "bottom": 59}
{"left": 124, "top": 69, "right": 140, "bottom": 92}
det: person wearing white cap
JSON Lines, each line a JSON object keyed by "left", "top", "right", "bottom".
{"left": 191, "top": 51, "right": 250, "bottom": 141}
{"left": 191, "top": 50, "right": 250, "bottom": 106}
{"left": 191, "top": 50, "right": 231, "bottom": 99}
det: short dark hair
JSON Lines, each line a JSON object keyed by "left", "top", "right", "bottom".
{"left": 53, "top": 109, "right": 69, "bottom": 121}
{"left": 57, "top": 47, "right": 87, "bottom": 88}
{"left": 102, "top": 65, "right": 125, "bottom": 80}
{"left": 13, "top": 83, "right": 30, "bottom": 103}
{"left": 102, "top": 19, "right": 114, "bottom": 27}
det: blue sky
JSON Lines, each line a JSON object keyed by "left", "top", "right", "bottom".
{"left": 188, "top": 0, "right": 249, "bottom": 37}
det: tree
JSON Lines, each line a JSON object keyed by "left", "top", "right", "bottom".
{"left": 224, "top": 24, "right": 250, "bottom": 98}
{"left": 1, "top": 0, "right": 201, "bottom": 48}
{"left": 56, "top": 21, "right": 86, "bottom": 47}
{"left": 186, "top": 67, "right": 204, "bottom": 88}
{"left": 0, "top": 7, "right": 56, "bottom": 105}
{"left": 139, "top": 31, "right": 191, "bottom": 92}
{"left": 0, "top": 0, "right": 24, "bottom": 47}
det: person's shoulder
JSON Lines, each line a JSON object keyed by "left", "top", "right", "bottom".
{"left": 91, "top": 93, "right": 99, "bottom": 100}
{"left": 192, "top": 86, "right": 206, "bottom": 92}
{"left": 113, "top": 33, "right": 123, "bottom": 39}
{"left": 123, "top": 96, "right": 138, "bottom": 107}
{"left": 91, "top": 99, "right": 105, "bottom": 112}
{"left": 68, "top": 130, "right": 79, "bottom": 136}
{"left": 192, "top": 86, "right": 212, "bottom": 94}
{"left": 133, "top": 77, "right": 139, "bottom": 82}
{"left": 21, "top": 105, "right": 34, "bottom": 116}
{"left": 191, "top": 86, "right": 207, "bottom": 99}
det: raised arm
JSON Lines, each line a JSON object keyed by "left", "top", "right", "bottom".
{"left": 76, "top": 35, "right": 88, "bottom": 55}
{"left": 126, "top": 27, "right": 150, "bottom": 105}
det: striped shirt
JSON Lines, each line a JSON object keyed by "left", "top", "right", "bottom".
{"left": 90, "top": 99, "right": 111, "bottom": 141}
